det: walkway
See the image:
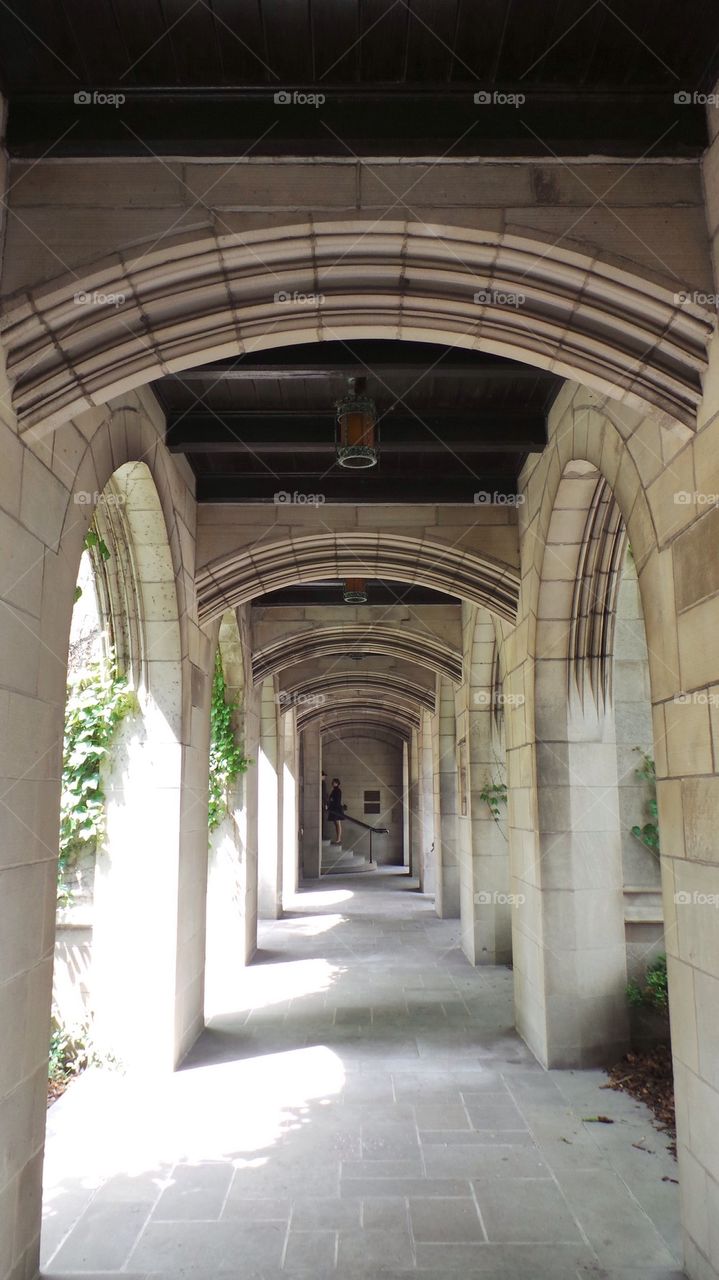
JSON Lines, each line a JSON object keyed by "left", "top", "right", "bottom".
{"left": 42, "top": 871, "right": 682, "bottom": 1279}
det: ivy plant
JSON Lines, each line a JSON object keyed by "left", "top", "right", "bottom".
{"left": 479, "top": 779, "right": 508, "bottom": 820}
{"left": 479, "top": 774, "right": 509, "bottom": 844}
{"left": 74, "top": 526, "right": 111, "bottom": 602}
{"left": 626, "top": 953, "right": 668, "bottom": 1012}
{"left": 631, "top": 750, "right": 660, "bottom": 858}
{"left": 59, "top": 654, "right": 136, "bottom": 893}
{"left": 208, "top": 651, "right": 250, "bottom": 832}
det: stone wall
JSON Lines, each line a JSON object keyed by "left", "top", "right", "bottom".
{"left": 2, "top": 157, "right": 710, "bottom": 300}
{"left": 321, "top": 734, "right": 404, "bottom": 865}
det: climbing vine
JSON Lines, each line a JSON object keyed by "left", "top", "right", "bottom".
{"left": 630, "top": 750, "right": 660, "bottom": 858}
{"left": 626, "top": 953, "right": 668, "bottom": 1012}
{"left": 479, "top": 775, "right": 508, "bottom": 842}
{"left": 73, "top": 525, "right": 111, "bottom": 603}
{"left": 59, "top": 654, "right": 136, "bottom": 893}
{"left": 208, "top": 651, "right": 250, "bottom": 832}
{"left": 479, "top": 779, "right": 508, "bottom": 820}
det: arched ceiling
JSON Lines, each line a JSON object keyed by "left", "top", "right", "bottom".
{"left": 252, "top": 622, "right": 463, "bottom": 685}
{"left": 301, "top": 705, "right": 414, "bottom": 738}
{"left": 281, "top": 671, "right": 436, "bottom": 715}
{"left": 200, "top": 532, "right": 519, "bottom": 626}
{"left": 297, "top": 694, "right": 421, "bottom": 731}
{"left": 3, "top": 224, "right": 711, "bottom": 436}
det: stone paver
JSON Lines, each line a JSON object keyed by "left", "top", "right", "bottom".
{"left": 41, "top": 871, "right": 682, "bottom": 1278}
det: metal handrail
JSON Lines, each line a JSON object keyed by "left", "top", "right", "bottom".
{"left": 339, "top": 810, "right": 389, "bottom": 864}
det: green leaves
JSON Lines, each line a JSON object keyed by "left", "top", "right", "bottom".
{"left": 631, "top": 750, "right": 660, "bottom": 858}
{"left": 208, "top": 651, "right": 250, "bottom": 832}
{"left": 626, "top": 954, "right": 668, "bottom": 1012}
{"left": 58, "top": 652, "right": 136, "bottom": 894}
{"left": 479, "top": 779, "right": 508, "bottom": 821}
{"left": 83, "top": 527, "right": 111, "bottom": 561}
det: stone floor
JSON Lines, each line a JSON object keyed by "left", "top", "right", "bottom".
{"left": 42, "top": 869, "right": 683, "bottom": 1279}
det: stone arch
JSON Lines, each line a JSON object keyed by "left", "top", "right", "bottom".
{"left": 323, "top": 724, "right": 409, "bottom": 751}
{"left": 505, "top": 380, "right": 719, "bottom": 1280}
{"left": 2, "top": 389, "right": 210, "bottom": 1280}
{"left": 299, "top": 699, "right": 419, "bottom": 734}
{"left": 252, "top": 622, "right": 463, "bottom": 686}
{"left": 201, "top": 533, "right": 518, "bottom": 625}
{"left": 282, "top": 671, "right": 436, "bottom": 714}
{"left": 313, "top": 710, "right": 412, "bottom": 739}
{"left": 2, "top": 222, "right": 712, "bottom": 434}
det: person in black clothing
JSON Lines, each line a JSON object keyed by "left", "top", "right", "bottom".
{"left": 326, "top": 777, "right": 344, "bottom": 845}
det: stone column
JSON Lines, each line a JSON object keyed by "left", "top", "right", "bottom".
{"left": 242, "top": 682, "right": 261, "bottom": 957}
{"left": 301, "top": 722, "right": 322, "bottom": 879}
{"left": 466, "top": 698, "right": 512, "bottom": 964}
{"left": 436, "top": 677, "right": 461, "bottom": 918}
{"left": 402, "top": 739, "right": 411, "bottom": 867}
{"left": 257, "top": 677, "right": 281, "bottom": 919}
{"left": 281, "top": 710, "right": 299, "bottom": 902}
{"left": 418, "top": 708, "right": 436, "bottom": 895}
{"left": 464, "top": 608, "right": 512, "bottom": 966}
{"left": 409, "top": 729, "right": 422, "bottom": 878}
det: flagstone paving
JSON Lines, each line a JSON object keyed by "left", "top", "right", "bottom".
{"left": 41, "top": 869, "right": 683, "bottom": 1280}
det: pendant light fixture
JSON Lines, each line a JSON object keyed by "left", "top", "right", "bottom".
{"left": 335, "top": 375, "right": 379, "bottom": 469}
{"left": 342, "top": 578, "right": 368, "bottom": 603}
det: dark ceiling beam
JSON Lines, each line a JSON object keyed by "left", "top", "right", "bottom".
{"left": 7, "top": 89, "right": 707, "bottom": 157}
{"left": 252, "top": 583, "right": 459, "bottom": 605}
{"left": 166, "top": 411, "right": 547, "bottom": 453}
{"left": 196, "top": 476, "right": 520, "bottom": 503}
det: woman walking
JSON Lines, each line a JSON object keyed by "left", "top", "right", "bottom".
{"left": 327, "top": 777, "right": 345, "bottom": 845}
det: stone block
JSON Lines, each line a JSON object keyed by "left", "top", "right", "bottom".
{"left": 665, "top": 698, "right": 713, "bottom": 776}
{"left": 678, "top": 596, "right": 719, "bottom": 691}
{"left": 682, "top": 776, "right": 719, "bottom": 861}
{"left": 674, "top": 504, "right": 719, "bottom": 614}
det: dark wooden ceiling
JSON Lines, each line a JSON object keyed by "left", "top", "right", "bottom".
{"left": 255, "top": 582, "right": 460, "bottom": 606}
{"left": 1, "top": 0, "right": 718, "bottom": 155}
{"left": 156, "top": 339, "right": 557, "bottom": 503}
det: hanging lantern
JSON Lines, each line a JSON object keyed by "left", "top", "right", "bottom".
{"left": 343, "top": 578, "right": 368, "bottom": 604}
{"left": 335, "top": 376, "right": 379, "bottom": 469}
